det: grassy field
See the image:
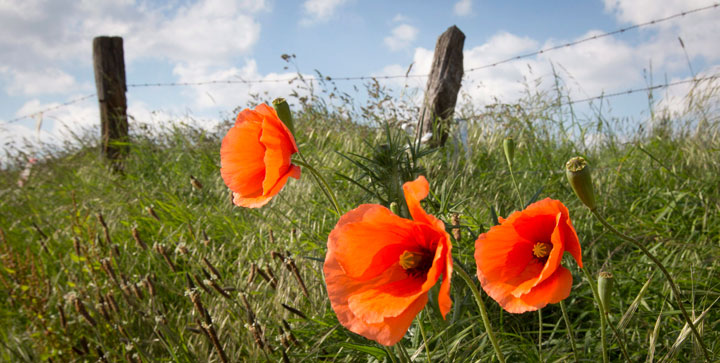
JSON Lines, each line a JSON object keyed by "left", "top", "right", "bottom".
{"left": 1, "top": 84, "right": 719, "bottom": 362}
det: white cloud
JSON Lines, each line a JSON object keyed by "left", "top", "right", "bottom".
{"left": 171, "top": 59, "right": 314, "bottom": 110}
{"left": 301, "top": 0, "right": 348, "bottom": 25}
{"left": 454, "top": 0, "right": 473, "bottom": 17}
{"left": 3, "top": 68, "right": 81, "bottom": 96}
{"left": 384, "top": 24, "right": 419, "bottom": 51}
{"left": 604, "top": 0, "right": 720, "bottom": 64}
{"left": 0, "top": 0, "right": 265, "bottom": 74}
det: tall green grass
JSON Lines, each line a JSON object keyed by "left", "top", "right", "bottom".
{"left": 1, "top": 79, "right": 718, "bottom": 362}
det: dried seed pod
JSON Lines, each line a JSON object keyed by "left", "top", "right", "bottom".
{"left": 247, "top": 263, "right": 257, "bottom": 284}
{"left": 74, "top": 297, "right": 96, "bottom": 327}
{"left": 131, "top": 227, "right": 148, "bottom": 250}
{"left": 451, "top": 213, "right": 461, "bottom": 241}
{"left": 146, "top": 206, "right": 160, "bottom": 221}
{"left": 202, "top": 257, "right": 222, "bottom": 281}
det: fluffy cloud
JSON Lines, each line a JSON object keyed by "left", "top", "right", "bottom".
{"left": 301, "top": 0, "right": 348, "bottom": 25}
{"left": 377, "top": 0, "right": 719, "bottom": 112}
{"left": 171, "top": 60, "right": 314, "bottom": 111}
{"left": 0, "top": 0, "right": 266, "bottom": 75}
{"left": 384, "top": 24, "right": 419, "bottom": 51}
{"left": 2, "top": 67, "right": 83, "bottom": 96}
{"left": 453, "top": 0, "right": 473, "bottom": 17}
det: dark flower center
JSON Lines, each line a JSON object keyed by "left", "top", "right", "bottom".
{"left": 532, "top": 242, "right": 552, "bottom": 259}
{"left": 399, "top": 250, "right": 433, "bottom": 276}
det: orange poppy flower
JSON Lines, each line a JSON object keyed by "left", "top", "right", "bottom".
{"left": 220, "top": 103, "right": 300, "bottom": 208}
{"left": 323, "top": 176, "right": 452, "bottom": 346}
{"left": 474, "top": 198, "right": 582, "bottom": 313}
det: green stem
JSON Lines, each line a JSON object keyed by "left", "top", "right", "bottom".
{"left": 417, "top": 315, "right": 432, "bottom": 363}
{"left": 590, "top": 209, "right": 710, "bottom": 362}
{"left": 508, "top": 165, "right": 525, "bottom": 208}
{"left": 538, "top": 309, "right": 543, "bottom": 362}
{"left": 559, "top": 300, "right": 579, "bottom": 362}
{"left": 454, "top": 264, "right": 506, "bottom": 363}
{"left": 605, "top": 310, "right": 632, "bottom": 363}
{"left": 581, "top": 267, "right": 608, "bottom": 363}
{"left": 292, "top": 157, "right": 341, "bottom": 216}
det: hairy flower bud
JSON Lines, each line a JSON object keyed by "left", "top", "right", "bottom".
{"left": 565, "top": 156, "right": 597, "bottom": 210}
{"left": 272, "top": 98, "right": 294, "bottom": 135}
{"left": 503, "top": 138, "right": 515, "bottom": 167}
{"left": 598, "top": 271, "right": 614, "bottom": 313}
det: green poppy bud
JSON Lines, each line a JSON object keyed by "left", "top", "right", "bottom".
{"left": 503, "top": 138, "right": 515, "bottom": 167}
{"left": 272, "top": 98, "right": 294, "bottom": 134}
{"left": 598, "top": 271, "right": 614, "bottom": 313}
{"left": 565, "top": 156, "right": 597, "bottom": 210}
{"left": 389, "top": 202, "right": 400, "bottom": 216}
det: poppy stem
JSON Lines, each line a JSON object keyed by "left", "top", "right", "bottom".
{"left": 416, "top": 315, "right": 432, "bottom": 363}
{"left": 454, "top": 264, "right": 506, "bottom": 363}
{"left": 559, "top": 300, "right": 579, "bottom": 362}
{"left": 508, "top": 164, "right": 525, "bottom": 208}
{"left": 292, "top": 156, "right": 342, "bottom": 216}
{"left": 590, "top": 209, "right": 711, "bottom": 362}
{"left": 537, "top": 309, "right": 543, "bottom": 362}
{"left": 580, "top": 267, "right": 609, "bottom": 363}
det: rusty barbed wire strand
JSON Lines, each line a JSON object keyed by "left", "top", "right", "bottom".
{"left": 3, "top": 3, "right": 718, "bottom": 124}
{"left": 4, "top": 93, "right": 96, "bottom": 124}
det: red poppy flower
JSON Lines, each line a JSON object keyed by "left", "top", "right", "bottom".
{"left": 220, "top": 103, "right": 300, "bottom": 208}
{"left": 474, "top": 198, "right": 582, "bottom": 313}
{"left": 324, "top": 176, "right": 452, "bottom": 346}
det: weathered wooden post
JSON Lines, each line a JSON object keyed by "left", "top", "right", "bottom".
{"left": 419, "top": 26, "right": 465, "bottom": 147}
{"left": 93, "top": 36, "right": 128, "bottom": 166}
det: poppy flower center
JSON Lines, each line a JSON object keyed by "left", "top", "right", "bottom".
{"left": 399, "top": 250, "right": 432, "bottom": 275}
{"left": 532, "top": 242, "right": 552, "bottom": 259}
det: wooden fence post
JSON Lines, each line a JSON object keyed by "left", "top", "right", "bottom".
{"left": 419, "top": 26, "right": 465, "bottom": 147}
{"left": 93, "top": 36, "right": 128, "bottom": 166}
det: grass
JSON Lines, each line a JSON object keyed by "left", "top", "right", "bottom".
{"left": 1, "top": 79, "right": 719, "bottom": 362}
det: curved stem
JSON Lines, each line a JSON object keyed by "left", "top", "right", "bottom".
{"left": 508, "top": 165, "right": 525, "bottom": 208}
{"left": 292, "top": 157, "right": 341, "bottom": 216}
{"left": 581, "top": 267, "right": 608, "bottom": 363}
{"left": 454, "top": 264, "right": 506, "bottom": 363}
{"left": 559, "top": 301, "right": 579, "bottom": 362}
{"left": 590, "top": 209, "right": 710, "bottom": 361}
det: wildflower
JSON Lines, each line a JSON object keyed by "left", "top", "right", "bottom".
{"left": 220, "top": 103, "right": 301, "bottom": 208}
{"left": 474, "top": 198, "right": 582, "bottom": 313}
{"left": 324, "top": 176, "right": 452, "bottom": 346}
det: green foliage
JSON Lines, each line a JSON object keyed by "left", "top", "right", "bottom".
{"left": 1, "top": 81, "right": 719, "bottom": 362}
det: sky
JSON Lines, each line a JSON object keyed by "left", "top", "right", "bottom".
{"left": 1, "top": 0, "right": 719, "bottom": 162}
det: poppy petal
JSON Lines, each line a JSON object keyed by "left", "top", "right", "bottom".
{"left": 402, "top": 176, "right": 444, "bottom": 230}
{"left": 260, "top": 114, "right": 299, "bottom": 194}
{"left": 220, "top": 122, "right": 265, "bottom": 197}
{"left": 328, "top": 205, "right": 419, "bottom": 280}
{"left": 437, "top": 248, "right": 453, "bottom": 319}
{"left": 475, "top": 225, "right": 535, "bottom": 284}
{"left": 510, "top": 212, "right": 565, "bottom": 297}
{"left": 324, "top": 249, "right": 428, "bottom": 346}
{"left": 234, "top": 107, "right": 265, "bottom": 126}
{"left": 519, "top": 266, "right": 573, "bottom": 308}
{"left": 347, "top": 277, "right": 426, "bottom": 323}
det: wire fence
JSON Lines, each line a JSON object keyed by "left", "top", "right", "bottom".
{"left": 3, "top": 3, "right": 719, "bottom": 124}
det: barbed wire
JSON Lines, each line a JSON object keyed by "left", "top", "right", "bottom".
{"left": 566, "top": 74, "right": 719, "bottom": 106}
{"left": 465, "top": 2, "right": 720, "bottom": 73}
{"left": 4, "top": 93, "right": 96, "bottom": 124}
{"left": 126, "top": 2, "right": 719, "bottom": 87}
{"left": 3, "top": 3, "right": 718, "bottom": 124}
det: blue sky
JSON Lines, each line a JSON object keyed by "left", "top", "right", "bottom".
{"left": 1, "top": 0, "right": 719, "bottom": 160}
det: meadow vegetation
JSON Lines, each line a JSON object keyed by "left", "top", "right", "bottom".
{"left": 1, "top": 77, "right": 719, "bottom": 362}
